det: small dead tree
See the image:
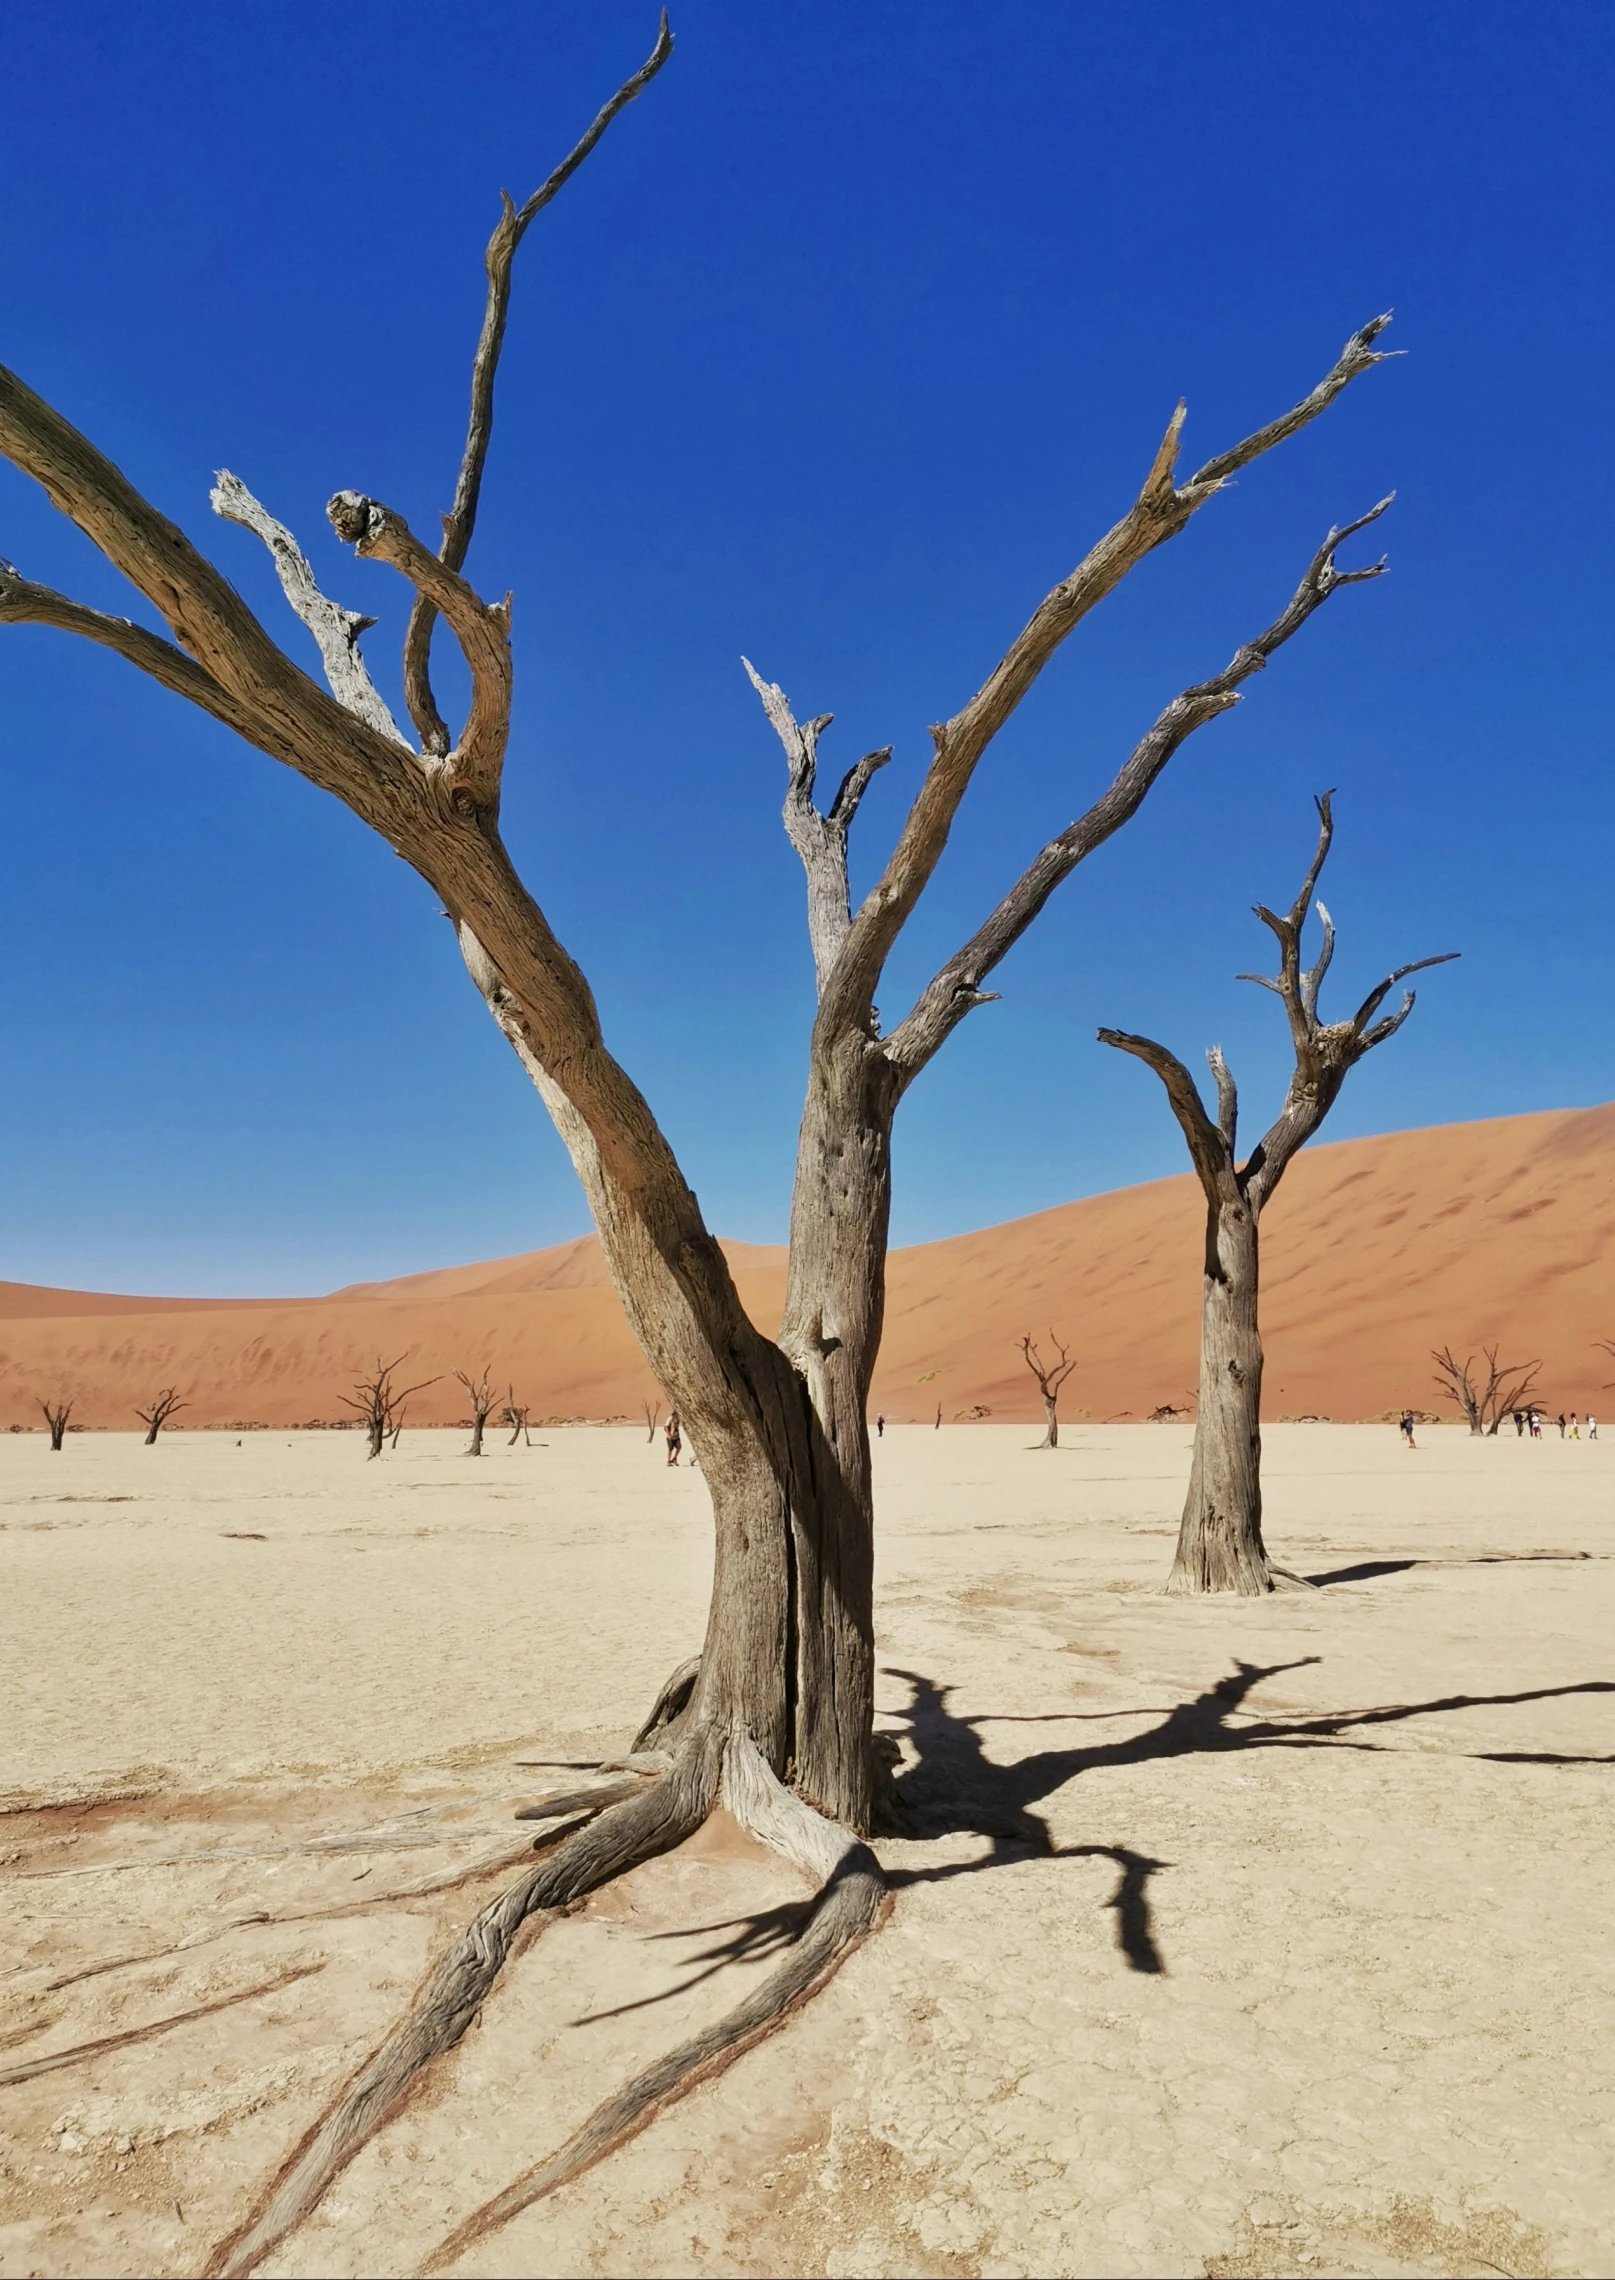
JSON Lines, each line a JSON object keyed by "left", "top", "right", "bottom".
{"left": 39, "top": 1396, "right": 73, "bottom": 1451}
{"left": 1431, "top": 1345, "right": 1541, "bottom": 1436}
{"left": 457, "top": 1366, "right": 497, "bottom": 1456}
{"left": 339, "top": 1356, "right": 439, "bottom": 1460}
{"left": 135, "top": 1387, "right": 187, "bottom": 1445}
{"left": 641, "top": 1397, "right": 662, "bottom": 1443}
{"left": 503, "top": 1387, "right": 532, "bottom": 1446}
{"left": 1101, "top": 795, "right": 1456, "bottom": 1594}
{"left": 1019, "top": 1330, "right": 1076, "bottom": 1448}
{"left": 0, "top": 17, "right": 1405, "bottom": 2264}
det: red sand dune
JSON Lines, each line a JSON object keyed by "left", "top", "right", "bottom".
{"left": 3, "top": 1104, "right": 1613, "bottom": 1429}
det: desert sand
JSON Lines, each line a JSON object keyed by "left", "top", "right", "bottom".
{"left": 2, "top": 1422, "right": 1611, "bottom": 2278}
{"left": 3, "top": 1104, "right": 1613, "bottom": 1434}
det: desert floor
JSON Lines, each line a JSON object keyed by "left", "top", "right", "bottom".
{"left": 1, "top": 1423, "right": 1611, "bottom": 2280}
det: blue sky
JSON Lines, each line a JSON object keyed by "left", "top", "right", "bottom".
{"left": 1, "top": 1, "right": 1609, "bottom": 1295}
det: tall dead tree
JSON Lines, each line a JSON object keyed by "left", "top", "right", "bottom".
{"left": 1101, "top": 796, "right": 1455, "bottom": 1595}
{"left": 339, "top": 1355, "right": 438, "bottom": 1460}
{"left": 1431, "top": 1345, "right": 1541, "bottom": 1436}
{"left": 135, "top": 1387, "right": 186, "bottom": 1445}
{"left": 641, "top": 1397, "right": 663, "bottom": 1443}
{"left": 457, "top": 1366, "right": 497, "bottom": 1455}
{"left": 503, "top": 1387, "right": 532, "bottom": 1445}
{"left": 39, "top": 1396, "right": 73, "bottom": 1451}
{"left": 0, "top": 18, "right": 1401, "bottom": 2267}
{"left": 1019, "top": 1330, "right": 1076, "bottom": 1448}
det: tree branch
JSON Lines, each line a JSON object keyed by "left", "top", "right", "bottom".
{"left": 0, "top": 563, "right": 272, "bottom": 748}
{"left": 0, "top": 362, "right": 410, "bottom": 816}
{"left": 402, "top": 13, "right": 675, "bottom": 753}
{"left": 1096, "top": 1028, "right": 1229, "bottom": 1202}
{"left": 327, "top": 493, "right": 511, "bottom": 813}
{"left": 818, "top": 320, "right": 1394, "bottom": 1043}
{"left": 884, "top": 500, "right": 1391, "bottom": 1080}
{"left": 743, "top": 657, "right": 890, "bottom": 995}
{"left": 211, "top": 472, "right": 405, "bottom": 745}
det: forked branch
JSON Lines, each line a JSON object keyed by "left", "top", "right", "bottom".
{"left": 743, "top": 658, "right": 891, "bottom": 992}
{"left": 210, "top": 472, "right": 405, "bottom": 744}
{"left": 1102, "top": 798, "right": 1457, "bottom": 1218}
{"left": 402, "top": 12, "right": 675, "bottom": 754}
{"left": 885, "top": 499, "right": 1393, "bottom": 1078}
{"left": 821, "top": 317, "right": 1395, "bottom": 1039}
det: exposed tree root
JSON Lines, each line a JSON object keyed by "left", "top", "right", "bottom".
{"left": 0, "top": 1963, "right": 324, "bottom": 2088}
{"left": 203, "top": 1759, "right": 712, "bottom": 2278}
{"left": 417, "top": 1735, "right": 884, "bottom": 2275}
{"left": 631, "top": 1656, "right": 701, "bottom": 1752}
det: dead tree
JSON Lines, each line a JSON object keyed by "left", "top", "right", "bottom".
{"left": 1101, "top": 796, "right": 1455, "bottom": 1594}
{"left": 1019, "top": 1330, "right": 1076, "bottom": 1448}
{"left": 1431, "top": 1345, "right": 1541, "bottom": 1436}
{"left": 457, "top": 1366, "right": 497, "bottom": 1456}
{"left": 135, "top": 1388, "right": 187, "bottom": 1445}
{"left": 0, "top": 17, "right": 1401, "bottom": 2266}
{"left": 503, "top": 1388, "right": 532, "bottom": 1446}
{"left": 641, "top": 1397, "right": 662, "bottom": 1443}
{"left": 39, "top": 1397, "right": 73, "bottom": 1451}
{"left": 339, "top": 1355, "right": 439, "bottom": 1460}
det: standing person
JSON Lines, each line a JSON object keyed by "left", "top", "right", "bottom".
{"left": 875, "top": 1414, "right": 885, "bottom": 1439}
{"left": 1529, "top": 1409, "right": 1542, "bottom": 1439}
{"left": 1557, "top": 1412, "right": 1567, "bottom": 1439}
{"left": 1589, "top": 1416, "right": 1599, "bottom": 1440}
{"left": 1571, "top": 1412, "right": 1581, "bottom": 1439}
{"left": 1399, "top": 1409, "right": 1417, "bottom": 1449}
{"left": 664, "top": 1409, "right": 682, "bottom": 1467}
{"left": 1513, "top": 1410, "right": 1526, "bottom": 1437}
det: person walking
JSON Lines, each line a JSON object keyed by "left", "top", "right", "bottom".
{"left": 1589, "top": 1416, "right": 1599, "bottom": 1440}
{"left": 1557, "top": 1412, "right": 1568, "bottom": 1439}
{"left": 1399, "top": 1409, "right": 1417, "bottom": 1449}
{"left": 664, "top": 1409, "right": 682, "bottom": 1467}
{"left": 1513, "top": 1409, "right": 1526, "bottom": 1437}
{"left": 1571, "top": 1412, "right": 1581, "bottom": 1439}
{"left": 1529, "top": 1409, "right": 1542, "bottom": 1438}
{"left": 876, "top": 1414, "right": 885, "bottom": 1439}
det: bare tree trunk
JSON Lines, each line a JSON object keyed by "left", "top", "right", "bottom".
{"left": 1042, "top": 1393, "right": 1059, "bottom": 1449}
{"left": 1169, "top": 1196, "right": 1271, "bottom": 1594}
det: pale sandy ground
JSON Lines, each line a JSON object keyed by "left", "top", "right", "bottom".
{"left": 2, "top": 1424, "right": 1612, "bottom": 2280}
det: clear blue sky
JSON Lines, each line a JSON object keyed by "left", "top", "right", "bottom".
{"left": 1, "top": 2, "right": 1609, "bottom": 1295}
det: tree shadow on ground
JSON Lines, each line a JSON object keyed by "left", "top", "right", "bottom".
{"left": 877, "top": 1660, "right": 1615, "bottom": 1975}
{"left": 1308, "top": 1551, "right": 1600, "bottom": 1586}
{"left": 575, "top": 1659, "right": 1615, "bottom": 2016}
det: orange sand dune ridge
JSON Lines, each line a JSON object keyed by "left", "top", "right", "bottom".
{"left": 3, "top": 1104, "right": 1613, "bottom": 1429}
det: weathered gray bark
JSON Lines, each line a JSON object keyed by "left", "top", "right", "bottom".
{"left": 1431, "top": 1344, "right": 1540, "bottom": 1436}
{"left": 0, "top": 18, "right": 1401, "bottom": 2260}
{"left": 1101, "top": 795, "right": 1456, "bottom": 1595}
{"left": 40, "top": 1396, "right": 73, "bottom": 1451}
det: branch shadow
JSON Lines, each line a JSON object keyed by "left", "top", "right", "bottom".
{"left": 879, "top": 1661, "right": 1615, "bottom": 1977}
{"left": 573, "top": 1661, "right": 1615, "bottom": 2021}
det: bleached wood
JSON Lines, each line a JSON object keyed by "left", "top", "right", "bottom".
{"left": 210, "top": 471, "right": 405, "bottom": 744}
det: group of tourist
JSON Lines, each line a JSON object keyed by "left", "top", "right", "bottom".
{"left": 1399, "top": 1408, "right": 1598, "bottom": 1446}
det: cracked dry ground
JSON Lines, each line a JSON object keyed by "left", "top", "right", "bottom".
{"left": 2, "top": 1423, "right": 1611, "bottom": 2278}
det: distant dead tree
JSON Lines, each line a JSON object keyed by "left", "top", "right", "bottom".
{"left": 339, "top": 1355, "right": 440, "bottom": 1460}
{"left": 1102, "top": 795, "right": 1456, "bottom": 1594}
{"left": 503, "top": 1387, "right": 532, "bottom": 1446}
{"left": 39, "top": 1396, "right": 73, "bottom": 1451}
{"left": 0, "top": 11, "right": 1408, "bottom": 2260}
{"left": 456, "top": 1366, "right": 497, "bottom": 1456}
{"left": 135, "top": 1388, "right": 187, "bottom": 1445}
{"left": 1431, "top": 1345, "right": 1541, "bottom": 1436}
{"left": 641, "top": 1398, "right": 662, "bottom": 1443}
{"left": 1019, "top": 1330, "right": 1076, "bottom": 1448}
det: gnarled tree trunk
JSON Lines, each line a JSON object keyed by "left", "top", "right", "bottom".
{"left": 1171, "top": 1190, "right": 1271, "bottom": 1593}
